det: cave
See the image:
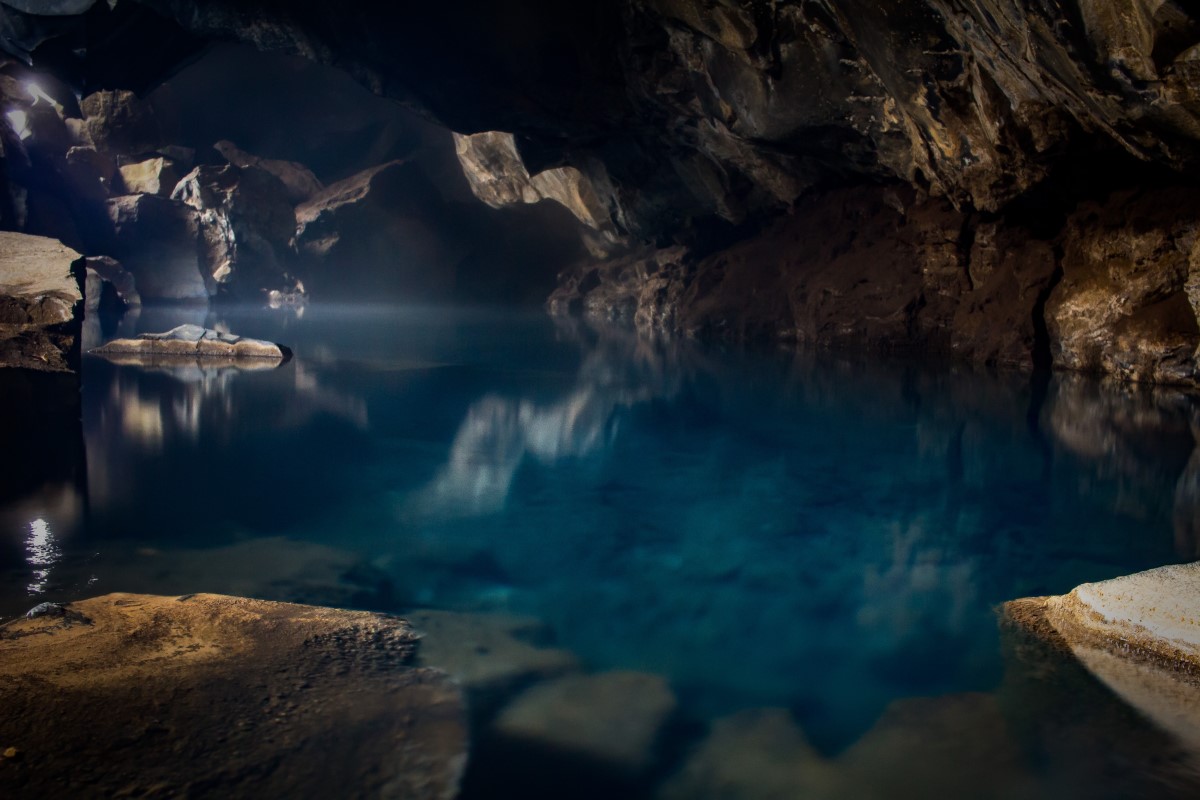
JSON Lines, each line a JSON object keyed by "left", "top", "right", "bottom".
{"left": 1, "top": 1, "right": 1200, "bottom": 798}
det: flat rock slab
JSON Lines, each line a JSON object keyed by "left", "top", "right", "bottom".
{"left": 0, "top": 593, "right": 467, "bottom": 799}
{"left": 91, "top": 323, "right": 291, "bottom": 363}
{"left": 0, "top": 232, "right": 84, "bottom": 372}
{"left": 1005, "top": 562, "right": 1200, "bottom": 758}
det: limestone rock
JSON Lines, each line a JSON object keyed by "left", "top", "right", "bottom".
{"left": 407, "top": 609, "right": 579, "bottom": 712}
{"left": 116, "top": 155, "right": 182, "bottom": 196}
{"left": 492, "top": 670, "right": 676, "bottom": 774}
{"left": 1004, "top": 566, "right": 1200, "bottom": 776}
{"left": 91, "top": 323, "right": 289, "bottom": 363}
{"left": 0, "top": 232, "right": 83, "bottom": 372}
{"left": 214, "top": 139, "right": 324, "bottom": 204}
{"left": 0, "top": 592, "right": 467, "bottom": 799}
{"left": 172, "top": 163, "right": 298, "bottom": 297}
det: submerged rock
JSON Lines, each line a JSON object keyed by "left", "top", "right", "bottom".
{"left": 407, "top": 609, "right": 579, "bottom": 714}
{"left": 491, "top": 670, "right": 677, "bottom": 774}
{"left": 0, "top": 592, "right": 467, "bottom": 798}
{"left": 0, "top": 232, "right": 84, "bottom": 372}
{"left": 91, "top": 323, "right": 290, "bottom": 362}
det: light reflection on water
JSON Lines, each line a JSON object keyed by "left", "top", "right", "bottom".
{"left": 3, "top": 303, "right": 1200, "bottom": 798}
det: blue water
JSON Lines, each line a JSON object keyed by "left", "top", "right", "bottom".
{"left": 3, "top": 304, "right": 1198, "bottom": 798}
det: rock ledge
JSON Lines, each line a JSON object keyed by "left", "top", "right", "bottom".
{"left": 91, "top": 323, "right": 291, "bottom": 362}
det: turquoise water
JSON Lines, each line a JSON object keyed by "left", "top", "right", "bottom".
{"left": 2, "top": 304, "right": 1199, "bottom": 798}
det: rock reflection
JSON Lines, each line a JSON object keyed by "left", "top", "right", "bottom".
{"left": 411, "top": 324, "right": 682, "bottom": 516}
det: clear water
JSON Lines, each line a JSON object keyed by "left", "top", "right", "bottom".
{"left": 3, "top": 304, "right": 1199, "bottom": 798}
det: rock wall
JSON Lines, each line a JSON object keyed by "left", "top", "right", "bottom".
{"left": 2, "top": 1, "right": 1200, "bottom": 380}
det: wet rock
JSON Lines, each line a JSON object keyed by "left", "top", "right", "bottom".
{"left": 0, "top": 232, "right": 84, "bottom": 372}
{"left": 116, "top": 155, "right": 182, "bottom": 196}
{"left": 406, "top": 609, "right": 579, "bottom": 713}
{"left": 172, "top": 163, "right": 298, "bottom": 298}
{"left": 1047, "top": 188, "right": 1200, "bottom": 385}
{"left": 0, "top": 592, "right": 467, "bottom": 799}
{"left": 660, "top": 695, "right": 1030, "bottom": 800}
{"left": 491, "top": 670, "right": 676, "bottom": 774}
{"left": 214, "top": 139, "right": 324, "bottom": 204}
{"left": 102, "top": 193, "right": 208, "bottom": 301}
{"left": 91, "top": 323, "right": 290, "bottom": 362}
{"left": 295, "top": 160, "right": 461, "bottom": 299}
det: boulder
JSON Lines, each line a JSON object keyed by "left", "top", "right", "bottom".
{"left": 296, "top": 160, "right": 462, "bottom": 300}
{"left": 0, "top": 592, "right": 468, "bottom": 798}
{"left": 79, "top": 89, "right": 166, "bottom": 155}
{"left": 172, "top": 163, "right": 298, "bottom": 297}
{"left": 407, "top": 609, "right": 579, "bottom": 713}
{"left": 103, "top": 194, "right": 208, "bottom": 301}
{"left": 0, "top": 232, "right": 84, "bottom": 372}
{"left": 83, "top": 254, "right": 140, "bottom": 309}
{"left": 214, "top": 139, "right": 324, "bottom": 204}
{"left": 491, "top": 670, "right": 676, "bottom": 774}
{"left": 90, "top": 323, "right": 290, "bottom": 362}
{"left": 116, "top": 155, "right": 182, "bottom": 196}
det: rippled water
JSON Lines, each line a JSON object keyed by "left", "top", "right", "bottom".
{"left": 2, "top": 304, "right": 1199, "bottom": 798}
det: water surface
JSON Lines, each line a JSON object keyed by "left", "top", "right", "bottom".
{"left": 2, "top": 304, "right": 1198, "bottom": 798}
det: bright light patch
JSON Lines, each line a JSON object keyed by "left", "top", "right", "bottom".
{"left": 26, "top": 518, "right": 60, "bottom": 595}
{"left": 25, "top": 81, "right": 55, "bottom": 106}
{"left": 5, "top": 109, "right": 31, "bottom": 140}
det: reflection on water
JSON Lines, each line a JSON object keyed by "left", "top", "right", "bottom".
{"left": 3, "top": 304, "right": 1200, "bottom": 798}
{"left": 25, "top": 518, "right": 60, "bottom": 595}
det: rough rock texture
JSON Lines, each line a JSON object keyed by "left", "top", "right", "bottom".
{"left": 1005, "top": 563, "right": 1200, "bottom": 764}
{"left": 1048, "top": 188, "right": 1200, "bottom": 384}
{"left": 91, "top": 323, "right": 290, "bottom": 362}
{"left": 172, "top": 163, "right": 299, "bottom": 297}
{"left": 0, "top": 232, "right": 84, "bottom": 371}
{"left": 295, "top": 161, "right": 461, "bottom": 299}
{"left": 80, "top": 88, "right": 171, "bottom": 156}
{"left": 214, "top": 139, "right": 324, "bottom": 204}
{"left": 83, "top": 254, "right": 140, "bottom": 309}
{"left": 0, "top": 592, "right": 467, "bottom": 799}
{"left": 116, "top": 154, "right": 182, "bottom": 196}
{"left": 551, "top": 186, "right": 1059, "bottom": 366}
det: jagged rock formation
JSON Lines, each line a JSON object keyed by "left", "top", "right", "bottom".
{"left": 2, "top": 1, "right": 1200, "bottom": 380}
{"left": 0, "top": 232, "right": 83, "bottom": 371}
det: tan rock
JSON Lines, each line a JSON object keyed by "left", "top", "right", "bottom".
{"left": 0, "top": 592, "right": 467, "bottom": 799}
{"left": 117, "top": 156, "right": 182, "bottom": 197}
{"left": 91, "top": 324, "right": 290, "bottom": 364}
{"left": 0, "top": 232, "right": 83, "bottom": 372}
{"left": 492, "top": 670, "right": 676, "bottom": 773}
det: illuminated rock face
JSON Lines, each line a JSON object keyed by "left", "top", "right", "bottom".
{"left": 2, "top": 1, "right": 1200, "bottom": 378}
{"left": 0, "top": 232, "right": 84, "bottom": 372}
{"left": 0, "top": 592, "right": 468, "bottom": 799}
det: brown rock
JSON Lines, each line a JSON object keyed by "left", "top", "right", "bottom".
{"left": 91, "top": 324, "right": 290, "bottom": 363}
{"left": 214, "top": 139, "right": 324, "bottom": 204}
{"left": 103, "top": 194, "right": 208, "bottom": 301}
{"left": 80, "top": 89, "right": 166, "bottom": 155}
{"left": 1047, "top": 188, "right": 1200, "bottom": 385}
{"left": 0, "top": 592, "right": 467, "bottom": 799}
{"left": 0, "top": 232, "right": 84, "bottom": 372}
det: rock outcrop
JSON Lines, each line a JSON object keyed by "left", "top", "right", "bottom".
{"left": 0, "top": 232, "right": 84, "bottom": 372}
{"left": 213, "top": 139, "right": 324, "bottom": 205}
{"left": 91, "top": 323, "right": 290, "bottom": 363}
{"left": 0, "top": 592, "right": 468, "bottom": 799}
{"left": 1005, "top": 563, "right": 1200, "bottom": 762}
